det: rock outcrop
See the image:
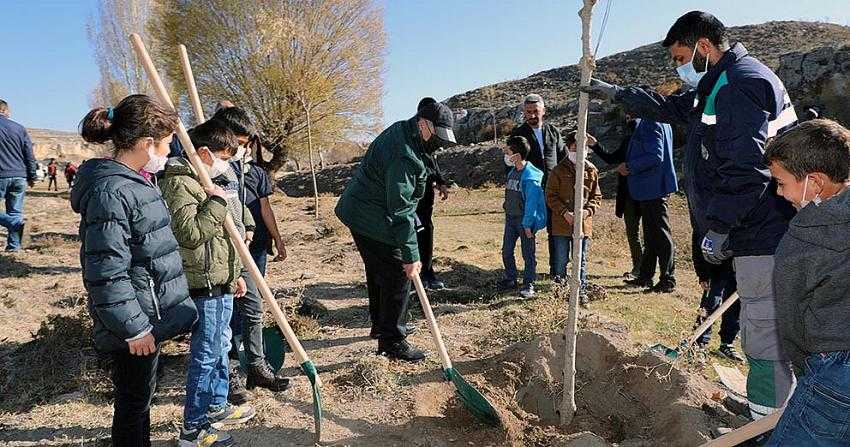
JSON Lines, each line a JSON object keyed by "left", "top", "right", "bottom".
{"left": 28, "top": 129, "right": 102, "bottom": 162}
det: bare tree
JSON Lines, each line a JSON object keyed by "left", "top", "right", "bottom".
{"left": 151, "top": 0, "right": 385, "bottom": 174}
{"left": 87, "top": 0, "right": 157, "bottom": 105}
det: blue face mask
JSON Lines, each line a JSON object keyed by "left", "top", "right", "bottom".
{"left": 676, "top": 44, "right": 709, "bottom": 89}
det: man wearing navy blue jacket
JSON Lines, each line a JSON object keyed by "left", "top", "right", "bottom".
{"left": 621, "top": 117, "right": 677, "bottom": 293}
{"left": 583, "top": 11, "right": 797, "bottom": 421}
{"left": 0, "top": 100, "right": 36, "bottom": 252}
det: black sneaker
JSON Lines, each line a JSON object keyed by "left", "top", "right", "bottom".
{"left": 370, "top": 323, "right": 418, "bottom": 339}
{"left": 496, "top": 278, "right": 518, "bottom": 292}
{"left": 643, "top": 281, "right": 675, "bottom": 294}
{"left": 208, "top": 403, "right": 256, "bottom": 428}
{"left": 246, "top": 363, "right": 291, "bottom": 392}
{"left": 178, "top": 424, "right": 234, "bottom": 447}
{"left": 624, "top": 277, "right": 653, "bottom": 288}
{"left": 717, "top": 344, "right": 745, "bottom": 363}
{"left": 426, "top": 277, "right": 446, "bottom": 290}
{"left": 377, "top": 340, "right": 427, "bottom": 362}
{"left": 227, "top": 368, "right": 253, "bottom": 404}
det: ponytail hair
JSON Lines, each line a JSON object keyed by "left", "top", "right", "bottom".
{"left": 79, "top": 94, "right": 178, "bottom": 155}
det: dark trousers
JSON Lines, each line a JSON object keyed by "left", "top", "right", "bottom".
{"left": 230, "top": 242, "right": 271, "bottom": 368}
{"left": 637, "top": 197, "right": 675, "bottom": 284}
{"left": 622, "top": 195, "right": 643, "bottom": 275}
{"left": 351, "top": 231, "right": 412, "bottom": 343}
{"left": 110, "top": 350, "right": 159, "bottom": 447}
{"left": 415, "top": 184, "right": 436, "bottom": 280}
{"left": 545, "top": 208, "right": 557, "bottom": 277}
{"left": 696, "top": 267, "right": 741, "bottom": 345}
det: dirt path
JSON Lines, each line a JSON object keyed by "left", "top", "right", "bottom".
{"left": 0, "top": 185, "right": 740, "bottom": 446}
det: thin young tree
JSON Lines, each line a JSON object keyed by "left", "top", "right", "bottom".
{"left": 151, "top": 0, "right": 385, "bottom": 175}
{"left": 562, "top": 0, "right": 596, "bottom": 427}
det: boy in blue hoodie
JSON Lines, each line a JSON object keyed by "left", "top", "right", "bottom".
{"left": 497, "top": 135, "right": 547, "bottom": 298}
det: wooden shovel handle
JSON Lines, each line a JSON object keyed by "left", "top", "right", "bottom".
{"left": 686, "top": 293, "right": 740, "bottom": 347}
{"left": 177, "top": 44, "right": 206, "bottom": 124}
{"left": 129, "top": 33, "right": 313, "bottom": 369}
{"left": 699, "top": 409, "right": 782, "bottom": 447}
{"left": 412, "top": 275, "right": 453, "bottom": 371}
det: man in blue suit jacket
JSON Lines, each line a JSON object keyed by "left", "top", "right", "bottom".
{"left": 619, "top": 117, "right": 678, "bottom": 293}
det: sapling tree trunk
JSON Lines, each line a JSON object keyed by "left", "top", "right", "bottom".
{"left": 561, "top": 0, "right": 596, "bottom": 428}
{"left": 302, "top": 97, "right": 320, "bottom": 218}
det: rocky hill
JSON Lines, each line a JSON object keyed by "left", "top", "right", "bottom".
{"left": 27, "top": 128, "right": 102, "bottom": 162}
{"left": 279, "top": 20, "right": 850, "bottom": 198}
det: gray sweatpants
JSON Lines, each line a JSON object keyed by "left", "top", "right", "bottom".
{"left": 734, "top": 255, "right": 796, "bottom": 419}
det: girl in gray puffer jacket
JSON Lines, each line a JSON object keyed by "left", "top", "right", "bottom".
{"left": 72, "top": 94, "right": 199, "bottom": 446}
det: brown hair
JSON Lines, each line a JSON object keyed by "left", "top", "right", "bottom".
{"left": 79, "top": 94, "right": 178, "bottom": 155}
{"left": 765, "top": 119, "right": 850, "bottom": 183}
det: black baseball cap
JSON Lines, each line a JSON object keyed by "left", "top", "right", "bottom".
{"left": 417, "top": 100, "right": 457, "bottom": 145}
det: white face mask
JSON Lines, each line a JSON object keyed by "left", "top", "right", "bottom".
{"left": 504, "top": 154, "right": 516, "bottom": 167}
{"left": 232, "top": 146, "right": 246, "bottom": 161}
{"left": 142, "top": 144, "right": 168, "bottom": 173}
{"left": 568, "top": 151, "right": 577, "bottom": 163}
{"left": 800, "top": 176, "right": 822, "bottom": 208}
{"left": 676, "top": 44, "right": 710, "bottom": 89}
{"left": 207, "top": 153, "right": 230, "bottom": 178}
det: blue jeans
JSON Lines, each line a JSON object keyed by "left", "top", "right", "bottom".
{"left": 184, "top": 294, "right": 234, "bottom": 429}
{"left": 502, "top": 215, "right": 536, "bottom": 285}
{"left": 0, "top": 177, "right": 26, "bottom": 251}
{"left": 552, "top": 236, "right": 589, "bottom": 293}
{"left": 767, "top": 351, "right": 850, "bottom": 446}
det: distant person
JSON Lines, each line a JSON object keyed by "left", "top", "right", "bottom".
{"left": 765, "top": 119, "right": 850, "bottom": 446}
{"left": 72, "top": 95, "right": 198, "bottom": 447}
{"left": 414, "top": 97, "right": 451, "bottom": 291}
{"left": 64, "top": 161, "right": 77, "bottom": 189}
{"left": 0, "top": 99, "right": 36, "bottom": 251}
{"left": 159, "top": 119, "right": 257, "bottom": 444}
{"left": 336, "top": 99, "right": 457, "bottom": 361}
{"left": 590, "top": 115, "right": 643, "bottom": 279}
{"left": 583, "top": 10, "right": 798, "bottom": 420}
{"left": 510, "top": 94, "right": 566, "bottom": 279}
{"left": 47, "top": 158, "right": 58, "bottom": 191}
{"left": 497, "top": 135, "right": 547, "bottom": 299}
{"left": 691, "top": 228, "right": 742, "bottom": 361}
{"left": 212, "top": 105, "right": 291, "bottom": 399}
{"left": 618, "top": 118, "right": 677, "bottom": 293}
{"left": 545, "top": 131, "right": 602, "bottom": 305}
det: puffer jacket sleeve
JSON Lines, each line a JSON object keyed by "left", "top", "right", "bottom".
{"left": 160, "top": 177, "right": 229, "bottom": 250}
{"left": 385, "top": 154, "right": 421, "bottom": 263}
{"left": 83, "top": 190, "right": 151, "bottom": 340}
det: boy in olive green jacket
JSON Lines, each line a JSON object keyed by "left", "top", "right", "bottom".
{"left": 159, "top": 119, "right": 256, "bottom": 444}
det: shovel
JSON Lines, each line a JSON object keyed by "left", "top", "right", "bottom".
{"left": 699, "top": 408, "right": 782, "bottom": 446}
{"left": 412, "top": 275, "right": 502, "bottom": 427}
{"left": 649, "top": 292, "right": 740, "bottom": 359}
{"left": 130, "top": 35, "right": 323, "bottom": 444}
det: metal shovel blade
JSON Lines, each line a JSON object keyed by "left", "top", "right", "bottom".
{"left": 300, "top": 360, "right": 323, "bottom": 444}
{"left": 648, "top": 343, "right": 680, "bottom": 359}
{"left": 444, "top": 367, "right": 502, "bottom": 427}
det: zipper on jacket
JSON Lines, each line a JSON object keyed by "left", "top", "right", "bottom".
{"left": 149, "top": 278, "right": 161, "bottom": 321}
{"left": 204, "top": 240, "right": 213, "bottom": 296}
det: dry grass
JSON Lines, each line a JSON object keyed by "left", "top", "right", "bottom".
{"left": 333, "top": 354, "right": 399, "bottom": 395}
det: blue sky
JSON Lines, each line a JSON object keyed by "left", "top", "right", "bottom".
{"left": 1, "top": 0, "right": 849, "bottom": 131}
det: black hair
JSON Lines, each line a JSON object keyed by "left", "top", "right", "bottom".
{"left": 188, "top": 119, "right": 238, "bottom": 155}
{"left": 765, "top": 119, "right": 850, "bottom": 183}
{"left": 564, "top": 131, "right": 578, "bottom": 149}
{"left": 662, "top": 11, "right": 729, "bottom": 49}
{"left": 506, "top": 135, "right": 530, "bottom": 160}
{"left": 0, "top": 99, "right": 8, "bottom": 116}
{"left": 417, "top": 97, "right": 437, "bottom": 112}
{"left": 210, "top": 106, "right": 254, "bottom": 138}
{"left": 79, "top": 94, "right": 178, "bottom": 156}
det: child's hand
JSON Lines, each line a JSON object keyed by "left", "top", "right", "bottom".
{"left": 563, "top": 211, "right": 574, "bottom": 225}
{"left": 245, "top": 231, "right": 254, "bottom": 244}
{"left": 234, "top": 277, "right": 247, "bottom": 298}
{"left": 699, "top": 281, "right": 709, "bottom": 291}
{"left": 204, "top": 185, "right": 227, "bottom": 199}
{"left": 403, "top": 261, "right": 422, "bottom": 279}
{"left": 524, "top": 228, "right": 534, "bottom": 239}
{"left": 128, "top": 333, "right": 156, "bottom": 356}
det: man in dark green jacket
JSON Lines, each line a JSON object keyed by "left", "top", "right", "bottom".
{"left": 335, "top": 100, "right": 456, "bottom": 361}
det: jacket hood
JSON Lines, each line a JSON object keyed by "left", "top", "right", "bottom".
{"left": 70, "top": 158, "right": 151, "bottom": 213}
{"left": 519, "top": 162, "right": 543, "bottom": 182}
{"left": 788, "top": 187, "right": 850, "bottom": 251}
{"left": 163, "top": 156, "right": 196, "bottom": 178}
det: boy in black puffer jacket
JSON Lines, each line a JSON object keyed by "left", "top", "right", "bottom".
{"left": 73, "top": 95, "right": 202, "bottom": 446}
